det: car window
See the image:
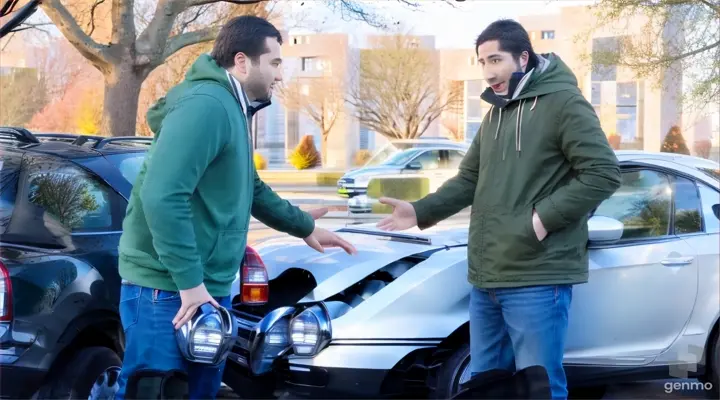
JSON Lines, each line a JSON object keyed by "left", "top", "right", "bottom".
{"left": 26, "top": 161, "right": 115, "bottom": 232}
{"left": 412, "top": 150, "right": 442, "bottom": 169}
{"left": 382, "top": 149, "right": 422, "bottom": 166}
{"left": 594, "top": 169, "right": 671, "bottom": 240}
{"left": 446, "top": 150, "right": 465, "bottom": 169}
{"left": 104, "top": 152, "right": 146, "bottom": 186}
{"left": 698, "top": 184, "right": 720, "bottom": 234}
{"left": 0, "top": 151, "right": 21, "bottom": 235}
{"left": 673, "top": 176, "right": 703, "bottom": 235}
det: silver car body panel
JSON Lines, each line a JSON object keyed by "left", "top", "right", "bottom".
{"left": 240, "top": 152, "right": 720, "bottom": 376}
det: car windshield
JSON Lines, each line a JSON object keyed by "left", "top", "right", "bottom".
{"left": 698, "top": 167, "right": 720, "bottom": 181}
{"left": 364, "top": 144, "right": 413, "bottom": 166}
{"left": 104, "top": 152, "right": 146, "bottom": 186}
{"left": 381, "top": 149, "right": 423, "bottom": 166}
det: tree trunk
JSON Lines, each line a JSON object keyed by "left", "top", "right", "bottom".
{"left": 322, "top": 132, "right": 329, "bottom": 166}
{"left": 101, "top": 64, "right": 145, "bottom": 137}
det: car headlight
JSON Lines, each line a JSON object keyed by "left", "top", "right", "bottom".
{"left": 289, "top": 304, "right": 331, "bottom": 357}
{"left": 176, "top": 303, "right": 237, "bottom": 365}
{"left": 249, "top": 306, "right": 294, "bottom": 374}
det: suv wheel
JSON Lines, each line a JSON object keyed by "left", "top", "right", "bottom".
{"left": 430, "top": 343, "right": 472, "bottom": 399}
{"left": 40, "top": 346, "right": 122, "bottom": 400}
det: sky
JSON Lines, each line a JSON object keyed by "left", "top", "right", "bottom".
{"left": 282, "top": 0, "right": 596, "bottom": 49}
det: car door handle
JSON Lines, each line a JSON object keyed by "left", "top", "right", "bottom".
{"left": 661, "top": 256, "right": 695, "bottom": 266}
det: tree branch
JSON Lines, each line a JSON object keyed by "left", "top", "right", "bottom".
{"left": 111, "top": 0, "right": 136, "bottom": 45}
{"left": 40, "top": 0, "right": 110, "bottom": 68}
{"left": 87, "top": 0, "right": 106, "bottom": 36}
{"left": 161, "top": 26, "right": 219, "bottom": 62}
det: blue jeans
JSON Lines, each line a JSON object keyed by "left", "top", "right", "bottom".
{"left": 115, "top": 283, "right": 232, "bottom": 400}
{"left": 469, "top": 284, "right": 572, "bottom": 400}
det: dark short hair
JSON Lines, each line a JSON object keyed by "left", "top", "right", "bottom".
{"left": 211, "top": 15, "right": 283, "bottom": 68}
{"left": 475, "top": 19, "right": 537, "bottom": 64}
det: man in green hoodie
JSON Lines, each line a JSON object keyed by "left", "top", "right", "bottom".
{"left": 115, "top": 16, "right": 356, "bottom": 400}
{"left": 377, "top": 20, "right": 621, "bottom": 399}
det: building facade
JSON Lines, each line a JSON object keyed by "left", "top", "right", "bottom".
{"left": 242, "top": 5, "right": 720, "bottom": 167}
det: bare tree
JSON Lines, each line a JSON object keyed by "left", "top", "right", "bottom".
{"left": 347, "top": 34, "right": 462, "bottom": 140}
{"left": 3, "top": 0, "right": 457, "bottom": 137}
{"left": 276, "top": 71, "right": 344, "bottom": 162}
{"left": 581, "top": 0, "right": 719, "bottom": 111}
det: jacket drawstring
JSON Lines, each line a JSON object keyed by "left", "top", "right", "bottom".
{"left": 492, "top": 95, "right": 538, "bottom": 160}
{"left": 494, "top": 108, "right": 503, "bottom": 140}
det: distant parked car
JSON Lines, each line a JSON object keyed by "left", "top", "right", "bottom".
{"left": 338, "top": 140, "right": 469, "bottom": 202}
{"left": 225, "top": 150, "right": 720, "bottom": 399}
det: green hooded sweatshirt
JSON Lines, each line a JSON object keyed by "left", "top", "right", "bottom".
{"left": 118, "top": 54, "right": 315, "bottom": 297}
{"left": 412, "top": 53, "right": 621, "bottom": 288}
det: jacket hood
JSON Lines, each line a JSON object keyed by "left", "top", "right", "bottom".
{"left": 146, "top": 54, "right": 234, "bottom": 134}
{"left": 478, "top": 53, "right": 581, "bottom": 160}
{"left": 481, "top": 53, "right": 578, "bottom": 107}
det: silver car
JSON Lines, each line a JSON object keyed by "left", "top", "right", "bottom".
{"left": 337, "top": 140, "right": 469, "bottom": 200}
{"left": 226, "top": 151, "right": 720, "bottom": 399}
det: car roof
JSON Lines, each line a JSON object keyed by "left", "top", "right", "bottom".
{"left": 615, "top": 150, "right": 719, "bottom": 169}
{"left": 0, "top": 127, "right": 151, "bottom": 159}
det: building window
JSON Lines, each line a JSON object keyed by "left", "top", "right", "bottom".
{"left": 541, "top": 30, "right": 555, "bottom": 40}
{"left": 464, "top": 79, "right": 484, "bottom": 143}
{"left": 359, "top": 125, "right": 370, "bottom": 150}
{"left": 616, "top": 81, "right": 639, "bottom": 146}
{"left": 301, "top": 57, "right": 316, "bottom": 71}
{"left": 591, "top": 37, "right": 620, "bottom": 81}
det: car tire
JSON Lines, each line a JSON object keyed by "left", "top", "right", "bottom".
{"left": 431, "top": 343, "right": 471, "bottom": 399}
{"left": 705, "top": 330, "right": 720, "bottom": 398}
{"left": 39, "top": 346, "right": 122, "bottom": 400}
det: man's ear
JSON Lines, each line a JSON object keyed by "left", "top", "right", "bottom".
{"left": 234, "top": 52, "right": 248, "bottom": 75}
{"left": 520, "top": 51, "right": 529, "bottom": 71}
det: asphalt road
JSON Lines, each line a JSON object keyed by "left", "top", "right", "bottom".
{"left": 242, "top": 213, "right": 715, "bottom": 400}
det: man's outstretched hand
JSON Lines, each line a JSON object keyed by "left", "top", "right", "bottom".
{"left": 376, "top": 197, "right": 418, "bottom": 231}
{"left": 303, "top": 206, "right": 357, "bottom": 255}
{"left": 308, "top": 207, "right": 328, "bottom": 220}
{"left": 304, "top": 227, "right": 357, "bottom": 255}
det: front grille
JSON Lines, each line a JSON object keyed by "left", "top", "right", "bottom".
{"left": 228, "top": 309, "right": 262, "bottom": 367}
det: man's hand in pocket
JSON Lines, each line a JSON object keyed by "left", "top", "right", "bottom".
{"left": 532, "top": 210, "right": 548, "bottom": 242}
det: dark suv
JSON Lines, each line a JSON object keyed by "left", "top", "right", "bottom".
{"left": 0, "top": 127, "right": 150, "bottom": 399}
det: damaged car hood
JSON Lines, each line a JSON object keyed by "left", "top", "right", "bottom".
{"left": 254, "top": 222, "right": 468, "bottom": 302}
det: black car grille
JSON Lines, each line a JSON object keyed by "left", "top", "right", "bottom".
{"left": 228, "top": 309, "right": 262, "bottom": 368}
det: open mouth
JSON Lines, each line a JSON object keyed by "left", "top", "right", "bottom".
{"left": 491, "top": 82, "right": 506, "bottom": 92}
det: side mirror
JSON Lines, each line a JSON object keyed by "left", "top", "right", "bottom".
{"left": 405, "top": 161, "right": 422, "bottom": 170}
{"left": 588, "top": 215, "right": 624, "bottom": 245}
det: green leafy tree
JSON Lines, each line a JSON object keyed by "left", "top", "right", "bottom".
{"left": 584, "top": 0, "right": 719, "bottom": 111}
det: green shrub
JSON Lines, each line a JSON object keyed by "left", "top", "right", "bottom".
{"left": 316, "top": 172, "right": 344, "bottom": 186}
{"left": 353, "top": 150, "right": 372, "bottom": 166}
{"left": 289, "top": 135, "right": 321, "bottom": 170}
{"left": 661, "top": 125, "right": 690, "bottom": 155}
{"left": 367, "top": 176, "right": 430, "bottom": 214}
{"left": 254, "top": 152, "right": 267, "bottom": 170}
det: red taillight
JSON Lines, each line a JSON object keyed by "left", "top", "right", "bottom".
{"left": 241, "top": 247, "right": 268, "bottom": 305}
{"left": 0, "top": 261, "right": 12, "bottom": 322}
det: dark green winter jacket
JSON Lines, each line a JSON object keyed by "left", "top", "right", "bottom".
{"left": 412, "top": 53, "right": 621, "bottom": 288}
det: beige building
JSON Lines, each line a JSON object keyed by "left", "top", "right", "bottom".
{"left": 262, "top": 5, "right": 705, "bottom": 169}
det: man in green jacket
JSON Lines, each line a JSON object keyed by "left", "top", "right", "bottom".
{"left": 115, "top": 16, "right": 356, "bottom": 400}
{"left": 377, "top": 20, "right": 621, "bottom": 399}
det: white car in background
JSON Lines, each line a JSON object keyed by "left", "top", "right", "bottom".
{"left": 225, "top": 151, "right": 720, "bottom": 399}
{"left": 337, "top": 139, "right": 469, "bottom": 202}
